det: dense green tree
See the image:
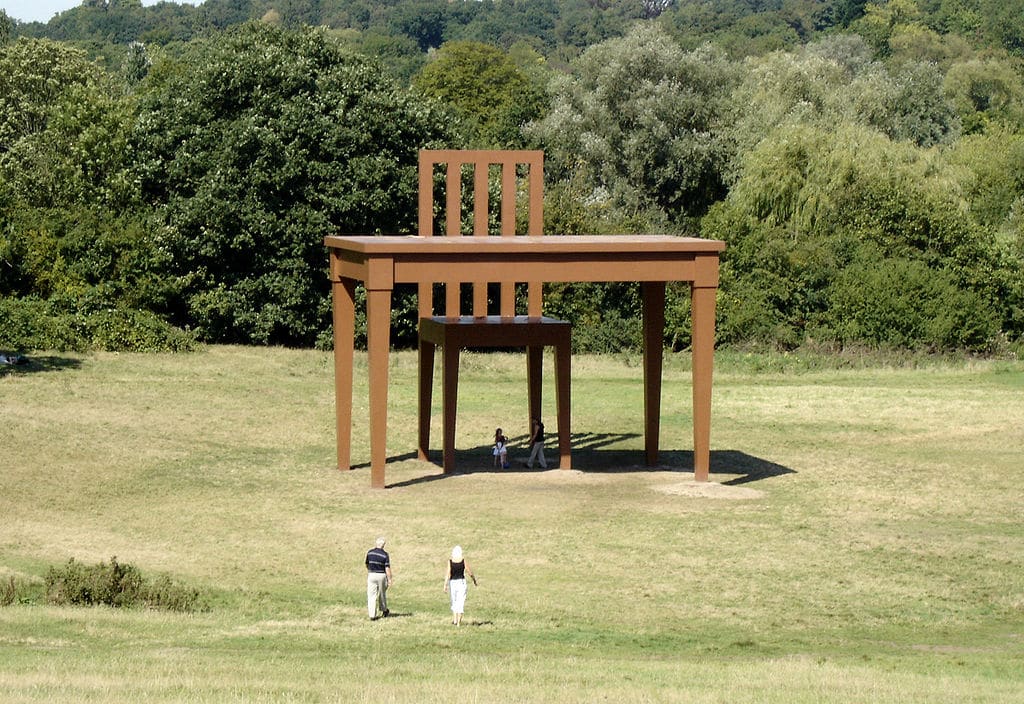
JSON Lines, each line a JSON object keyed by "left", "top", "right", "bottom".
{"left": 14, "top": 0, "right": 1021, "bottom": 66}
{"left": 886, "top": 21, "right": 972, "bottom": 66}
{"left": 5, "top": 0, "right": 1022, "bottom": 353}
{"left": 121, "top": 40, "right": 151, "bottom": 85}
{"left": 343, "top": 30, "right": 425, "bottom": 82}
{"left": 0, "top": 38, "right": 185, "bottom": 351}
{"left": 133, "top": 22, "right": 451, "bottom": 345}
{"left": 982, "top": 0, "right": 1024, "bottom": 56}
{"left": 0, "top": 39, "right": 100, "bottom": 150}
{"left": 412, "top": 40, "right": 545, "bottom": 147}
{"left": 0, "top": 37, "right": 142, "bottom": 211}
{"left": 389, "top": 0, "right": 447, "bottom": 50}
{"left": 826, "top": 257, "right": 999, "bottom": 349}
{"left": 851, "top": 59, "right": 960, "bottom": 145}
{"left": 0, "top": 11, "right": 12, "bottom": 45}
{"left": 449, "top": 0, "right": 562, "bottom": 55}
{"left": 850, "top": 0, "right": 923, "bottom": 56}
{"left": 136, "top": 2, "right": 197, "bottom": 45}
{"left": 0, "top": 38, "right": 141, "bottom": 214}
{"left": 195, "top": 0, "right": 262, "bottom": 31}
{"left": 922, "top": 0, "right": 1024, "bottom": 56}
{"left": 664, "top": 0, "right": 855, "bottom": 55}
{"left": 45, "top": 0, "right": 149, "bottom": 44}
{"left": 833, "top": 0, "right": 870, "bottom": 25}
{"left": 552, "top": 0, "right": 643, "bottom": 54}
{"left": 725, "top": 42, "right": 859, "bottom": 176}
{"left": 2, "top": 82, "right": 139, "bottom": 210}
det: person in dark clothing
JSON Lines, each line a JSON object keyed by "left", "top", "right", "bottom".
{"left": 527, "top": 418, "right": 547, "bottom": 469}
{"left": 365, "top": 537, "right": 393, "bottom": 619}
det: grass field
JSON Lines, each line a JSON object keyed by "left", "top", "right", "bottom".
{"left": 1, "top": 346, "right": 1022, "bottom": 702}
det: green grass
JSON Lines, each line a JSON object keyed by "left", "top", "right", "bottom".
{"left": 1, "top": 346, "right": 1022, "bottom": 702}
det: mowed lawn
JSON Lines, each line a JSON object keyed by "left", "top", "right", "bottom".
{"left": 1, "top": 346, "right": 1022, "bottom": 703}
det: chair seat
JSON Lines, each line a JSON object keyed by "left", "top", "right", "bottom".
{"left": 420, "top": 315, "right": 570, "bottom": 348}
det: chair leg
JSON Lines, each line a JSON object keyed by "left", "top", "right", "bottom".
{"left": 330, "top": 266, "right": 356, "bottom": 472}
{"left": 367, "top": 287, "right": 392, "bottom": 490}
{"left": 691, "top": 284, "right": 716, "bottom": 482}
{"left": 642, "top": 282, "right": 665, "bottom": 466}
{"left": 554, "top": 337, "right": 571, "bottom": 469}
{"left": 442, "top": 343, "right": 460, "bottom": 474}
{"left": 526, "top": 345, "right": 543, "bottom": 437}
{"left": 418, "top": 339, "right": 435, "bottom": 462}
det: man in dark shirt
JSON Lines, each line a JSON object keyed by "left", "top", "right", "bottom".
{"left": 365, "top": 537, "right": 393, "bottom": 619}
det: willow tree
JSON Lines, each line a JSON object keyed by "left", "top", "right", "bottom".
{"left": 528, "top": 22, "right": 739, "bottom": 228}
{"left": 704, "top": 122, "right": 1010, "bottom": 351}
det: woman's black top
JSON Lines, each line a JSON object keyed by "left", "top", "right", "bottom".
{"left": 450, "top": 560, "right": 465, "bottom": 580}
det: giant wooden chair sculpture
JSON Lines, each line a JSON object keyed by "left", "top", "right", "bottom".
{"left": 416, "top": 150, "right": 571, "bottom": 473}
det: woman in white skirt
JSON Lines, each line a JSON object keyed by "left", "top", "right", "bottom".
{"left": 443, "top": 545, "right": 477, "bottom": 626}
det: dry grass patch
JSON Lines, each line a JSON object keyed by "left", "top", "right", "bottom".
{"left": 1, "top": 347, "right": 1022, "bottom": 702}
{"left": 655, "top": 480, "right": 765, "bottom": 499}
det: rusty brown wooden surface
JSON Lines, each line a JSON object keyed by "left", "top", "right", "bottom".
{"left": 327, "top": 233, "right": 723, "bottom": 489}
{"left": 414, "top": 151, "right": 571, "bottom": 475}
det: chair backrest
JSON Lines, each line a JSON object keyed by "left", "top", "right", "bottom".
{"left": 417, "top": 149, "right": 544, "bottom": 319}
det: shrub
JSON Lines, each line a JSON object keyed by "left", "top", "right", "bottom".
{"left": 543, "top": 282, "right": 645, "bottom": 353}
{"left": 571, "top": 309, "right": 643, "bottom": 354}
{"left": 141, "top": 574, "right": 205, "bottom": 613}
{"left": 0, "top": 574, "right": 43, "bottom": 605}
{"left": 43, "top": 557, "right": 206, "bottom": 612}
{"left": 0, "top": 297, "right": 196, "bottom": 352}
{"left": 1, "top": 576, "right": 19, "bottom": 606}
{"left": 46, "top": 557, "right": 144, "bottom": 608}
{"left": 824, "top": 258, "right": 1000, "bottom": 351}
{"left": 85, "top": 307, "right": 197, "bottom": 352}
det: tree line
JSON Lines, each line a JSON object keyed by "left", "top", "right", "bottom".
{"left": 1, "top": 1, "right": 1022, "bottom": 355}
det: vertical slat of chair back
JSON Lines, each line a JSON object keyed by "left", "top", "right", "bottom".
{"left": 526, "top": 155, "right": 544, "bottom": 317}
{"left": 418, "top": 150, "right": 544, "bottom": 319}
{"left": 417, "top": 156, "right": 435, "bottom": 321}
{"left": 498, "top": 161, "right": 517, "bottom": 316}
{"left": 473, "top": 163, "right": 491, "bottom": 316}
{"left": 443, "top": 160, "right": 463, "bottom": 315}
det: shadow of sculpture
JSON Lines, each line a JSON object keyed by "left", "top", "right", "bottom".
{"left": 350, "top": 451, "right": 419, "bottom": 472}
{"left": 381, "top": 433, "right": 795, "bottom": 489}
{"left": 712, "top": 450, "right": 796, "bottom": 486}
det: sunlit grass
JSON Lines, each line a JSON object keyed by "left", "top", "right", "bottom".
{"left": 1, "top": 346, "right": 1022, "bottom": 701}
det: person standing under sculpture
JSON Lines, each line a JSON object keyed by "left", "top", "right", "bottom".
{"left": 493, "top": 428, "right": 509, "bottom": 469}
{"left": 526, "top": 418, "right": 547, "bottom": 469}
{"left": 366, "top": 536, "right": 393, "bottom": 620}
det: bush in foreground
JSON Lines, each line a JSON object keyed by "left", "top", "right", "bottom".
{"left": 42, "top": 557, "right": 206, "bottom": 612}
